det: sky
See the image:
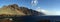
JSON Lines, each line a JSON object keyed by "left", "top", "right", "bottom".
{"left": 0, "top": 0, "right": 60, "bottom": 15}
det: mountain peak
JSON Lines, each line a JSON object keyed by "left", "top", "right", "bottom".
{"left": 8, "top": 4, "right": 19, "bottom": 8}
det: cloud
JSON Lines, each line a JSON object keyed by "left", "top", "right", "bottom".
{"left": 31, "top": 0, "right": 38, "bottom": 6}
{"left": 36, "top": 7, "right": 60, "bottom": 15}
{"left": 35, "top": 7, "right": 48, "bottom": 15}
{"left": 55, "top": 11, "right": 60, "bottom": 15}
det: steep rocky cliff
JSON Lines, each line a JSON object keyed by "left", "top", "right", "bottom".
{"left": 0, "top": 4, "right": 45, "bottom": 16}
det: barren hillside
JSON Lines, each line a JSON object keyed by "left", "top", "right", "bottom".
{"left": 0, "top": 4, "right": 45, "bottom": 16}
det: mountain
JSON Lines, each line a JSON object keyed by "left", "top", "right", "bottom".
{"left": 0, "top": 4, "right": 45, "bottom": 16}
{"left": 0, "top": 4, "right": 26, "bottom": 16}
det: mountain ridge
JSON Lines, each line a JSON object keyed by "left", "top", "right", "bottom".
{"left": 0, "top": 4, "right": 45, "bottom": 16}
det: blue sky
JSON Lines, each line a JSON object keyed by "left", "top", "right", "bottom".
{"left": 0, "top": 0, "right": 60, "bottom": 10}
{"left": 0, "top": 0, "right": 60, "bottom": 15}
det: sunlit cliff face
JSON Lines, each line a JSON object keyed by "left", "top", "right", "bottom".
{"left": 0, "top": 4, "right": 43, "bottom": 16}
{"left": 0, "top": 4, "right": 26, "bottom": 16}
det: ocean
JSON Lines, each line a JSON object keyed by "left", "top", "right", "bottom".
{"left": 11, "top": 16, "right": 60, "bottom": 22}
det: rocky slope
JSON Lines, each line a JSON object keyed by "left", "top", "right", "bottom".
{"left": 0, "top": 4, "right": 45, "bottom": 16}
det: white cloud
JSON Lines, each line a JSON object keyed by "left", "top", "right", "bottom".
{"left": 55, "top": 11, "right": 60, "bottom": 15}
{"left": 31, "top": 0, "right": 38, "bottom": 6}
{"left": 36, "top": 7, "right": 60, "bottom": 15}
{"left": 35, "top": 7, "right": 48, "bottom": 15}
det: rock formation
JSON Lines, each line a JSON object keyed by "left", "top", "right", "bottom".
{"left": 0, "top": 4, "right": 45, "bottom": 16}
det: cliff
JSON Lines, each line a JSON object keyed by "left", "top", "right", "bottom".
{"left": 0, "top": 4, "right": 45, "bottom": 16}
